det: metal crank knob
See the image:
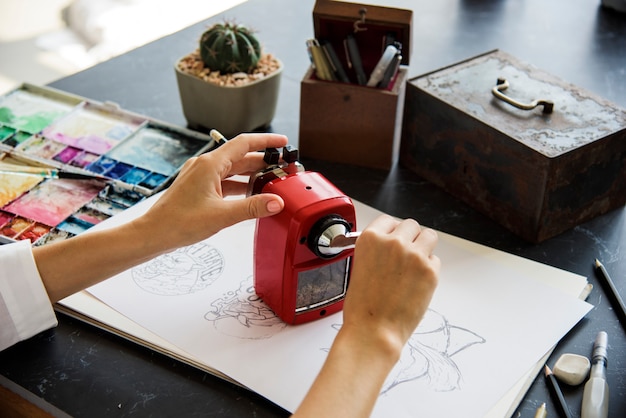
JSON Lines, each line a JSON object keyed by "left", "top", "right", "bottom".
{"left": 308, "top": 215, "right": 360, "bottom": 258}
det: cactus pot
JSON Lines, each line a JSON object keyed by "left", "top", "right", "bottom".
{"left": 175, "top": 57, "right": 283, "bottom": 137}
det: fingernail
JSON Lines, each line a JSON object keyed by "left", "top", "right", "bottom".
{"left": 267, "top": 200, "right": 282, "bottom": 213}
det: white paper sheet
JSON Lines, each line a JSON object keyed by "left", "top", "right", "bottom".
{"left": 82, "top": 193, "right": 591, "bottom": 417}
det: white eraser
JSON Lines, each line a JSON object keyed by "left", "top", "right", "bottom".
{"left": 553, "top": 353, "right": 591, "bottom": 386}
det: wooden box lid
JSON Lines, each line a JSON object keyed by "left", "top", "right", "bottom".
{"left": 312, "top": 0, "right": 413, "bottom": 72}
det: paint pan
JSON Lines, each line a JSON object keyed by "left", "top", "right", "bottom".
{"left": 87, "top": 156, "right": 119, "bottom": 175}
{"left": 85, "top": 196, "right": 127, "bottom": 217}
{"left": 0, "top": 126, "right": 16, "bottom": 141}
{"left": 56, "top": 216, "right": 93, "bottom": 235}
{"left": 3, "top": 179, "right": 106, "bottom": 227}
{"left": 42, "top": 102, "right": 145, "bottom": 155}
{"left": 120, "top": 166, "right": 150, "bottom": 184}
{"left": 0, "top": 212, "right": 12, "bottom": 229}
{"left": 53, "top": 146, "right": 82, "bottom": 164}
{"left": 0, "top": 85, "right": 80, "bottom": 134}
{"left": 69, "top": 151, "right": 99, "bottom": 168}
{"left": 0, "top": 215, "right": 32, "bottom": 238}
{"left": 139, "top": 172, "right": 168, "bottom": 189}
{"left": 106, "top": 161, "right": 133, "bottom": 179}
{"left": 98, "top": 183, "right": 145, "bottom": 208}
{"left": 71, "top": 206, "right": 111, "bottom": 226}
{"left": 3, "top": 131, "right": 33, "bottom": 148}
{"left": 33, "top": 228, "right": 74, "bottom": 246}
{"left": 106, "top": 124, "right": 210, "bottom": 176}
{"left": 0, "top": 172, "right": 43, "bottom": 206}
{"left": 17, "top": 135, "right": 67, "bottom": 159}
{"left": 17, "top": 223, "right": 51, "bottom": 242}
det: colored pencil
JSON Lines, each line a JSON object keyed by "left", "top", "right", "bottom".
{"left": 595, "top": 258, "right": 626, "bottom": 331}
{"left": 534, "top": 402, "right": 547, "bottom": 418}
{"left": 544, "top": 365, "right": 572, "bottom": 418}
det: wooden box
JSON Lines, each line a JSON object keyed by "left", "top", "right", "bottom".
{"left": 400, "top": 50, "right": 626, "bottom": 242}
{"left": 299, "top": 0, "right": 412, "bottom": 170}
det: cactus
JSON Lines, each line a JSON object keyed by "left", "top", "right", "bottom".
{"left": 199, "top": 22, "right": 261, "bottom": 74}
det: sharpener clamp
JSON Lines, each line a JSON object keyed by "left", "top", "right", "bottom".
{"left": 247, "top": 146, "right": 304, "bottom": 196}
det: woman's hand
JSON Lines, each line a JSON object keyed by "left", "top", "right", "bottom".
{"left": 293, "top": 215, "right": 440, "bottom": 418}
{"left": 343, "top": 215, "right": 441, "bottom": 359}
{"left": 137, "top": 132, "right": 288, "bottom": 252}
{"left": 34, "top": 132, "right": 288, "bottom": 302}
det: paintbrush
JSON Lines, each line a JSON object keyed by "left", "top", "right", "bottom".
{"left": 209, "top": 129, "right": 229, "bottom": 148}
{"left": 0, "top": 161, "right": 107, "bottom": 181}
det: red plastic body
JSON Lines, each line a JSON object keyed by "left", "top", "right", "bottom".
{"left": 253, "top": 171, "right": 356, "bottom": 324}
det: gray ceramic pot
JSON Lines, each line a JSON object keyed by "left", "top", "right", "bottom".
{"left": 175, "top": 58, "right": 283, "bottom": 137}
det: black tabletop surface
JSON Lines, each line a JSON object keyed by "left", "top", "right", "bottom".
{"left": 1, "top": 0, "right": 625, "bottom": 417}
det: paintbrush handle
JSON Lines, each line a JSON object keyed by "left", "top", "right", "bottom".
{"left": 0, "top": 162, "right": 57, "bottom": 177}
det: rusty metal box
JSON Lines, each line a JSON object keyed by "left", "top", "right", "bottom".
{"left": 400, "top": 50, "right": 626, "bottom": 242}
{"left": 299, "top": 0, "right": 412, "bottom": 170}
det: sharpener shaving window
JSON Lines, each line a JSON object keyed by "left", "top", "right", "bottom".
{"left": 296, "top": 257, "right": 351, "bottom": 312}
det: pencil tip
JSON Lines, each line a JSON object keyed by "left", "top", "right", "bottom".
{"left": 594, "top": 258, "right": 601, "bottom": 268}
{"left": 544, "top": 364, "right": 552, "bottom": 376}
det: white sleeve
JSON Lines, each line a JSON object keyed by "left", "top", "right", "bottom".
{"left": 0, "top": 240, "right": 57, "bottom": 351}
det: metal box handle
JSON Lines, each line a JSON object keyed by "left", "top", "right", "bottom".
{"left": 492, "top": 77, "right": 554, "bottom": 113}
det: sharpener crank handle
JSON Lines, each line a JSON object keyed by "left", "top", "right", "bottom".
{"left": 328, "top": 231, "right": 361, "bottom": 252}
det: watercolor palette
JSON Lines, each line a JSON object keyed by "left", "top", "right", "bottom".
{"left": 0, "top": 83, "right": 217, "bottom": 245}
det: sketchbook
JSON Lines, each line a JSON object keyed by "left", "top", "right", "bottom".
{"left": 56, "top": 194, "right": 591, "bottom": 418}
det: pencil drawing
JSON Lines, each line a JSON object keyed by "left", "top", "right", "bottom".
{"left": 327, "top": 309, "right": 485, "bottom": 394}
{"left": 204, "top": 278, "right": 287, "bottom": 339}
{"left": 131, "top": 243, "right": 224, "bottom": 295}
{"left": 383, "top": 309, "right": 486, "bottom": 393}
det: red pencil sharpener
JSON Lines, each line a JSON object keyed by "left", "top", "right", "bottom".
{"left": 249, "top": 146, "right": 358, "bottom": 324}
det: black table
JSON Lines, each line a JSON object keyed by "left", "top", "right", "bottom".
{"left": 1, "top": 0, "right": 625, "bottom": 416}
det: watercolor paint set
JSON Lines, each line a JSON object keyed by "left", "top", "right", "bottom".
{"left": 0, "top": 83, "right": 217, "bottom": 245}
